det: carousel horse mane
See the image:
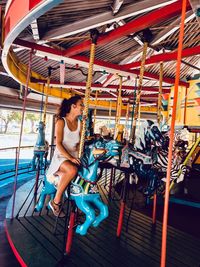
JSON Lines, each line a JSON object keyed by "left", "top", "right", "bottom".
{"left": 134, "top": 121, "right": 148, "bottom": 151}
{"left": 134, "top": 120, "right": 163, "bottom": 151}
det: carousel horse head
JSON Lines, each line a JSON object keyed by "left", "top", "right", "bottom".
{"left": 94, "top": 138, "right": 121, "bottom": 157}
{"left": 145, "top": 120, "right": 165, "bottom": 144}
{"left": 78, "top": 138, "right": 121, "bottom": 183}
{"left": 134, "top": 120, "right": 164, "bottom": 152}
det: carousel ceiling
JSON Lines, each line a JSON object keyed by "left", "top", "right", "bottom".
{"left": 0, "top": 0, "right": 200, "bottom": 111}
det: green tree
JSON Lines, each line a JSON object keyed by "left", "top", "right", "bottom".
{"left": 25, "top": 113, "right": 40, "bottom": 133}
{"left": 0, "top": 110, "right": 22, "bottom": 133}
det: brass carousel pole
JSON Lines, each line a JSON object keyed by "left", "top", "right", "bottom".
{"left": 93, "top": 90, "right": 98, "bottom": 133}
{"left": 66, "top": 29, "right": 99, "bottom": 255}
{"left": 78, "top": 29, "right": 99, "bottom": 158}
{"left": 114, "top": 75, "right": 123, "bottom": 139}
{"left": 130, "top": 42, "right": 148, "bottom": 143}
{"left": 157, "top": 62, "right": 164, "bottom": 125}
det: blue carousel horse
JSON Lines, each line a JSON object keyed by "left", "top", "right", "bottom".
{"left": 35, "top": 138, "right": 121, "bottom": 235}
{"left": 31, "top": 121, "right": 49, "bottom": 170}
{"left": 71, "top": 138, "right": 120, "bottom": 235}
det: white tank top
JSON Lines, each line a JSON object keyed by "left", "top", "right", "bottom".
{"left": 55, "top": 117, "right": 81, "bottom": 158}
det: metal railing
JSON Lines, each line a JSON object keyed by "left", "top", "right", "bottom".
{"left": 0, "top": 145, "right": 55, "bottom": 182}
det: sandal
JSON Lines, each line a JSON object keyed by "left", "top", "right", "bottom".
{"left": 49, "top": 200, "right": 65, "bottom": 218}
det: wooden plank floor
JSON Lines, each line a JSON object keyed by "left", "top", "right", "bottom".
{"left": 5, "top": 175, "right": 200, "bottom": 267}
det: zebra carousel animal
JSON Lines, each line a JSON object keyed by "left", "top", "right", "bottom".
{"left": 152, "top": 132, "right": 187, "bottom": 191}
{"left": 35, "top": 138, "right": 121, "bottom": 235}
{"left": 120, "top": 120, "right": 187, "bottom": 196}
{"left": 31, "top": 121, "right": 49, "bottom": 170}
{"left": 127, "top": 120, "right": 166, "bottom": 195}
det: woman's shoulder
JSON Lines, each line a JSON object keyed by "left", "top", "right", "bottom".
{"left": 56, "top": 118, "right": 65, "bottom": 127}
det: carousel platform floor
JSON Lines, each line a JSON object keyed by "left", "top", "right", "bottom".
{"left": 4, "top": 176, "right": 200, "bottom": 267}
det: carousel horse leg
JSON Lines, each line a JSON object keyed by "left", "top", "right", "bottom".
{"left": 44, "top": 155, "right": 48, "bottom": 171}
{"left": 39, "top": 152, "right": 44, "bottom": 170}
{"left": 144, "top": 169, "right": 158, "bottom": 196}
{"left": 35, "top": 177, "right": 56, "bottom": 212}
{"left": 31, "top": 154, "right": 37, "bottom": 170}
{"left": 74, "top": 197, "right": 96, "bottom": 235}
{"left": 92, "top": 195, "right": 108, "bottom": 227}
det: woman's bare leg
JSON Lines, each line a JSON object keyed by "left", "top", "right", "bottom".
{"left": 54, "top": 161, "right": 77, "bottom": 204}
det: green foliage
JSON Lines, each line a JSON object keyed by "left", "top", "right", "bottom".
{"left": 25, "top": 113, "right": 40, "bottom": 122}
{"left": 25, "top": 112, "right": 40, "bottom": 133}
{"left": 0, "top": 110, "right": 22, "bottom": 133}
{"left": 0, "top": 110, "right": 22, "bottom": 122}
{"left": 0, "top": 110, "right": 40, "bottom": 133}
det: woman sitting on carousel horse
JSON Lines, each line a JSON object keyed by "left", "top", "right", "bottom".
{"left": 47, "top": 95, "right": 84, "bottom": 217}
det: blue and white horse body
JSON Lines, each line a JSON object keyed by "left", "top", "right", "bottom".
{"left": 31, "top": 121, "right": 49, "bottom": 170}
{"left": 35, "top": 138, "right": 121, "bottom": 235}
{"left": 70, "top": 139, "right": 120, "bottom": 235}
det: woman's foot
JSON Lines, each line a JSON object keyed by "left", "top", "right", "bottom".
{"left": 49, "top": 200, "right": 65, "bottom": 218}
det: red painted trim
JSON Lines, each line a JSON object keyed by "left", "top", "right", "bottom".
{"left": 66, "top": 211, "right": 76, "bottom": 255}
{"left": 117, "top": 201, "right": 125, "bottom": 237}
{"left": 4, "top": 0, "right": 44, "bottom": 39}
{"left": 14, "top": 39, "right": 189, "bottom": 86}
{"left": 29, "top": 0, "right": 42, "bottom": 10}
{"left": 4, "top": 220, "right": 27, "bottom": 267}
{"left": 195, "top": 98, "right": 200, "bottom": 105}
{"left": 73, "top": 55, "right": 189, "bottom": 87}
{"left": 30, "top": 77, "right": 170, "bottom": 93}
{"left": 14, "top": 38, "right": 62, "bottom": 56}
{"left": 102, "top": 73, "right": 114, "bottom": 86}
{"left": 63, "top": 1, "right": 191, "bottom": 57}
{"left": 98, "top": 94, "right": 158, "bottom": 99}
{"left": 124, "top": 45, "right": 200, "bottom": 69}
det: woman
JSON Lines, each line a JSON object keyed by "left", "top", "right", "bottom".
{"left": 47, "top": 95, "right": 83, "bottom": 217}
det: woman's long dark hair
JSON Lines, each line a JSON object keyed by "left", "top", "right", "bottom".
{"left": 56, "top": 95, "right": 82, "bottom": 119}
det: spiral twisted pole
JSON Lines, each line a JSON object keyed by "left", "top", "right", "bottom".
{"left": 114, "top": 75, "right": 123, "bottom": 138}
{"left": 130, "top": 41, "right": 148, "bottom": 142}
{"left": 157, "top": 62, "right": 163, "bottom": 124}
{"left": 93, "top": 90, "right": 98, "bottom": 132}
{"left": 79, "top": 30, "right": 98, "bottom": 158}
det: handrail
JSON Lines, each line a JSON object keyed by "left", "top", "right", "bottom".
{"left": 0, "top": 145, "right": 34, "bottom": 151}
{"left": 0, "top": 144, "right": 55, "bottom": 183}
{"left": 0, "top": 144, "right": 55, "bottom": 151}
